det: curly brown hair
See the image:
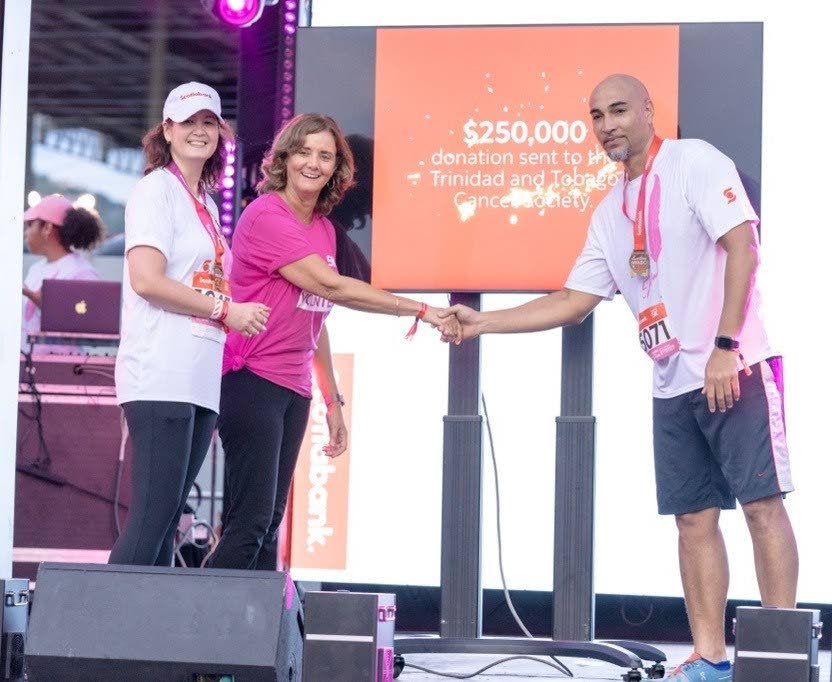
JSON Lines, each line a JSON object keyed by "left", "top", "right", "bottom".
{"left": 141, "top": 117, "right": 234, "bottom": 190}
{"left": 57, "top": 207, "right": 105, "bottom": 251}
{"left": 257, "top": 113, "right": 355, "bottom": 216}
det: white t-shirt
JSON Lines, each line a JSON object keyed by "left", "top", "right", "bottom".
{"left": 115, "top": 168, "right": 229, "bottom": 412}
{"left": 565, "top": 138, "right": 771, "bottom": 398}
{"left": 21, "top": 252, "right": 99, "bottom": 353}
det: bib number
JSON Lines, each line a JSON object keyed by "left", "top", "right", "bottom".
{"left": 638, "top": 303, "right": 680, "bottom": 362}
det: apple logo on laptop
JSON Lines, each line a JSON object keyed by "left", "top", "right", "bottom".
{"left": 75, "top": 300, "right": 87, "bottom": 315}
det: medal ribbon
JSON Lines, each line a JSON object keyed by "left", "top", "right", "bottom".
{"left": 167, "top": 162, "right": 227, "bottom": 287}
{"left": 622, "top": 135, "right": 663, "bottom": 254}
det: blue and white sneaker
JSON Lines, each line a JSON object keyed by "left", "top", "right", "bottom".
{"left": 667, "top": 653, "right": 732, "bottom": 680}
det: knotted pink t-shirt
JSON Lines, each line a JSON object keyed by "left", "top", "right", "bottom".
{"left": 222, "top": 193, "right": 337, "bottom": 398}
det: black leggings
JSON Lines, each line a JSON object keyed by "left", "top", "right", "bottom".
{"left": 109, "top": 401, "right": 216, "bottom": 566}
{"left": 207, "top": 368, "right": 311, "bottom": 570}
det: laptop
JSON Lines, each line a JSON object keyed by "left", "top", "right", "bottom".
{"left": 40, "top": 279, "right": 121, "bottom": 335}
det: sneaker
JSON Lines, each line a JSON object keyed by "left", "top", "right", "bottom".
{"left": 667, "top": 653, "right": 732, "bottom": 680}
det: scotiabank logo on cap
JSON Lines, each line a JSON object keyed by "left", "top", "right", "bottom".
{"left": 180, "top": 91, "right": 213, "bottom": 101}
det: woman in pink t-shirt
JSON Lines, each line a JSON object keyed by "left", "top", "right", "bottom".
{"left": 207, "top": 114, "right": 459, "bottom": 570}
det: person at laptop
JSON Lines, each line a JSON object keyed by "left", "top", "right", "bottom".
{"left": 111, "top": 82, "right": 270, "bottom": 567}
{"left": 21, "top": 194, "right": 104, "bottom": 353}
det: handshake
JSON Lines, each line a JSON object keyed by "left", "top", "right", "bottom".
{"left": 420, "top": 304, "right": 480, "bottom": 345}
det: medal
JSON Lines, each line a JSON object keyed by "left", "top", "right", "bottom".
{"left": 212, "top": 262, "right": 224, "bottom": 290}
{"left": 629, "top": 250, "right": 650, "bottom": 277}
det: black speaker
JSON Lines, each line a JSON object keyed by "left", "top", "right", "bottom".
{"left": 302, "top": 591, "right": 396, "bottom": 681}
{"left": 0, "top": 579, "right": 29, "bottom": 682}
{"left": 26, "top": 563, "right": 302, "bottom": 681}
{"left": 733, "top": 606, "right": 821, "bottom": 681}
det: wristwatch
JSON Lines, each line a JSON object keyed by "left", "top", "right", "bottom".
{"left": 714, "top": 336, "right": 739, "bottom": 351}
{"left": 325, "top": 392, "right": 345, "bottom": 408}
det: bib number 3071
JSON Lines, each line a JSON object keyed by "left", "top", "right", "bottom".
{"left": 638, "top": 302, "right": 681, "bottom": 362}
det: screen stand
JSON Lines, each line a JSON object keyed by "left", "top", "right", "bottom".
{"left": 395, "top": 298, "right": 666, "bottom": 681}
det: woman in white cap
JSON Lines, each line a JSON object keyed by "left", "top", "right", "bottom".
{"left": 21, "top": 194, "right": 104, "bottom": 353}
{"left": 111, "top": 82, "right": 270, "bottom": 566}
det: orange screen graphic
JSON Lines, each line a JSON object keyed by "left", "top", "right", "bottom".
{"left": 372, "top": 25, "right": 679, "bottom": 291}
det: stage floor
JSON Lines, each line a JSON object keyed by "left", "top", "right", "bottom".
{"left": 399, "top": 642, "right": 831, "bottom": 680}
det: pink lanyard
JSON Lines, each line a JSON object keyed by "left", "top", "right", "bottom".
{"left": 166, "top": 162, "right": 227, "bottom": 286}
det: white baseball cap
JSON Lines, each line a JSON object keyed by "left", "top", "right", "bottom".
{"left": 163, "top": 82, "right": 223, "bottom": 123}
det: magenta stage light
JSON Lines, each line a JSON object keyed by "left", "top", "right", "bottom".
{"left": 207, "top": 0, "right": 265, "bottom": 28}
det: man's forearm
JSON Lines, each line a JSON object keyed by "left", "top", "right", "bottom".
{"left": 716, "top": 243, "right": 758, "bottom": 338}
{"left": 479, "top": 289, "right": 599, "bottom": 335}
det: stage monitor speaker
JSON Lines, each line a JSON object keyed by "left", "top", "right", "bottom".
{"left": 302, "top": 591, "right": 396, "bottom": 682}
{"left": 733, "top": 606, "right": 821, "bottom": 682}
{"left": 26, "top": 563, "right": 302, "bottom": 682}
{"left": 0, "top": 579, "right": 29, "bottom": 682}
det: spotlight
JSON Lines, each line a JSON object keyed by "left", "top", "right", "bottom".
{"left": 201, "top": 0, "right": 275, "bottom": 28}
{"left": 74, "top": 193, "right": 97, "bottom": 210}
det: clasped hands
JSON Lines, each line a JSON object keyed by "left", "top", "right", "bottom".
{"left": 422, "top": 303, "right": 481, "bottom": 345}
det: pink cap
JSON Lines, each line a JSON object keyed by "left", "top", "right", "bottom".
{"left": 23, "top": 194, "right": 73, "bottom": 226}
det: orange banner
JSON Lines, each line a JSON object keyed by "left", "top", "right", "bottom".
{"left": 289, "top": 353, "right": 354, "bottom": 570}
{"left": 372, "top": 25, "right": 679, "bottom": 291}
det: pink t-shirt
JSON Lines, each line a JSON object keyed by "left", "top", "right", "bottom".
{"left": 222, "top": 193, "right": 337, "bottom": 398}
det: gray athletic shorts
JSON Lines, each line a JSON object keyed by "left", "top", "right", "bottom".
{"left": 653, "top": 357, "right": 794, "bottom": 516}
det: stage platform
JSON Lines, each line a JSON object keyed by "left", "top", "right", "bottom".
{"left": 398, "top": 642, "right": 831, "bottom": 680}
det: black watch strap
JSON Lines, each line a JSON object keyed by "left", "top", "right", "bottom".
{"left": 714, "top": 335, "right": 739, "bottom": 351}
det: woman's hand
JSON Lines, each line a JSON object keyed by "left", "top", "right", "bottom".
{"left": 422, "top": 306, "right": 462, "bottom": 344}
{"left": 323, "top": 405, "right": 349, "bottom": 458}
{"left": 437, "top": 304, "right": 483, "bottom": 342}
{"left": 225, "top": 301, "right": 270, "bottom": 337}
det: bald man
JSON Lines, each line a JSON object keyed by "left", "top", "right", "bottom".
{"left": 439, "top": 74, "right": 797, "bottom": 681}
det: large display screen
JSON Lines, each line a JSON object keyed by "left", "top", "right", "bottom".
{"left": 372, "top": 25, "right": 678, "bottom": 291}
{"left": 295, "top": 24, "right": 760, "bottom": 292}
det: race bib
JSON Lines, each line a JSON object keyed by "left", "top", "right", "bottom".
{"left": 191, "top": 262, "right": 231, "bottom": 344}
{"left": 638, "top": 302, "right": 680, "bottom": 362}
